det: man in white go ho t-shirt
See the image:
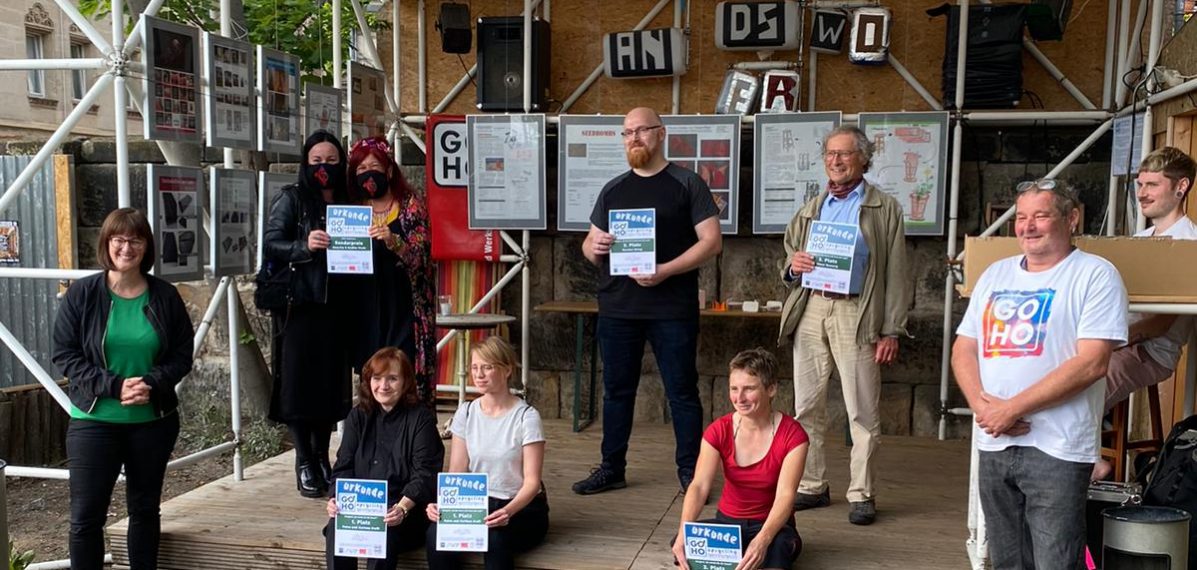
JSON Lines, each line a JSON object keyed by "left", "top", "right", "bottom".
{"left": 952, "top": 180, "right": 1128, "bottom": 569}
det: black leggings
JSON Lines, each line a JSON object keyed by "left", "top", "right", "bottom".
{"left": 425, "top": 493, "right": 550, "bottom": 570}
{"left": 67, "top": 414, "right": 180, "bottom": 570}
{"left": 288, "top": 421, "right": 332, "bottom": 467}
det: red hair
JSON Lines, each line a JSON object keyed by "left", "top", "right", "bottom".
{"left": 347, "top": 136, "right": 414, "bottom": 203}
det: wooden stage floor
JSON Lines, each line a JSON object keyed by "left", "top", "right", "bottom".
{"left": 110, "top": 419, "right": 972, "bottom": 569}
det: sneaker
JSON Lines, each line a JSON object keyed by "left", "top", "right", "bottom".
{"left": 793, "top": 488, "right": 831, "bottom": 511}
{"left": 849, "top": 500, "right": 877, "bottom": 525}
{"left": 679, "top": 469, "right": 695, "bottom": 494}
{"left": 572, "top": 466, "right": 627, "bottom": 495}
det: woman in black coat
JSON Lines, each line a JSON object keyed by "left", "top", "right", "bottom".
{"left": 52, "top": 208, "right": 195, "bottom": 570}
{"left": 324, "top": 347, "right": 445, "bottom": 570}
{"left": 263, "top": 130, "right": 353, "bottom": 498}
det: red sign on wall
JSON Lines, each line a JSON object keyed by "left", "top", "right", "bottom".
{"left": 425, "top": 114, "right": 498, "bottom": 261}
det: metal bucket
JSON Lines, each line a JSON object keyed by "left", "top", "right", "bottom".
{"left": 1104, "top": 505, "right": 1191, "bottom": 570}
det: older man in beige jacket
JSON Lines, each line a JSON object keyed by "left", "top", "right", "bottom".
{"left": 778, "top": 126, "right": 910, "bottom": 526}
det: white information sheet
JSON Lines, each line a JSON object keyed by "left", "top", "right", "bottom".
{"left": 210, "top": 168, "right": 256, "bottom": 277}
{"left": 1111, "top": 112, "right": 1146, "bottom": 176}
{"left": 203, "top": 33, "right": 255, "bottom": 149}
{"left": 858, "top": 112, "right": 950, "bottom": 236}
{"left": 662, "top": 115, "right": 742, "bottom": 234}
{"left": 147, "top": 165, "right": 206, "bottom": 283}
{"left": 752, "top": 112, "right": 841, "bottom": 234}
{"left": 608, "top": 208, "right": 656, "bottom": 276}
{"left": 333, "top": 478, "right": 388, "bottom": 560}
{"left": 257, "top": 46, "right": 301, "bottom": 155}
{"left": 326, "top": 205, "right": 373, "bottom": 274}
{"left": 557, "top": 115, "right": 627, "bottom": 232}
{"left": 305, "top": 83, "right": 343, "bottom": 139}
{"left": 435, "top": 473, "right": 489, "bottom": 553}
{"left": 467, "top": 114, "right": 547, "bottom": 230}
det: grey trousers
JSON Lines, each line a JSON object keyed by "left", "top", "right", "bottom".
{"left": 979, "top": 446, "right": 1092, "bottom": 570}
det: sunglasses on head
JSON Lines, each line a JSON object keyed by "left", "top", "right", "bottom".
{"left": 1016, "top": 178, "right": 1058, "bottom": 193}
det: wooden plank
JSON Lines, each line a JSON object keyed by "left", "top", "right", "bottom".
{"left": 53, "top": 153, "right": 77, "bottom": 272}
{"left": 111, "top": 420, "right": 972, "bottom": 570}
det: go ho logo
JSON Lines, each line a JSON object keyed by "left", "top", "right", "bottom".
{"left": 981, "top": 290, "right": 1055, "bottom": 358}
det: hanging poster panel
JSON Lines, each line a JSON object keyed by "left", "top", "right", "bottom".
{"left": 305, "top": 83, "right": 344, "bottom": 139}
{"left": 662, "top": 115, "right": 742, "bottom": 234}
{"left": 858, "top": 112, "right": 950, "bottom": 236}
{"left": 147, "top": 165, "right": 206, "bottom": 282}
{"left": 141, "top": 15, "right": 201, "bottom": 142}
{"left": 752, "top": 112, "right": 841, "bottom": 234}
{"left": 258, "top": 172, "right": 293, "bottom": 270}
{"left": 466, "top": 114, "right": 547, "bottom": 230}
{"left": 557, "top": 115, "right": 626, "bottom": 232}
{"left": 202, "top": 33, "right": 255, "bottom": 150}
{"left": 257, "top": 46, "right": 301, "bottom": 155}
{"left": 1111, "top": 112, "right": 1146, "bottom": 176}
{"left": 209, "top": 168, "right": 257, "bottom": 277}
{"left": 347, "top": 62, "right": 388, "bottom": 144}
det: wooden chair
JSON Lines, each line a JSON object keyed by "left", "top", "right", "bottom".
{"left": 1100, "top": 384, "right": 1165, "bottom": 481}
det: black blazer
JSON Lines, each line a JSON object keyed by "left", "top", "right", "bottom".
{"left": 51, "top": 272, "right": 195, "bottom": 416}
{"left": 331, "top": 404, "right": 445, "bottom": 506}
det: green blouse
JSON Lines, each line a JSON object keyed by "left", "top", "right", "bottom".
{"left": 69, "top": 289, "right": 159, "bottom": 423}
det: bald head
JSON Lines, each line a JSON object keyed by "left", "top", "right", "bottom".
{"left": 625, "top": 107, "right": 662, "bottom": 126}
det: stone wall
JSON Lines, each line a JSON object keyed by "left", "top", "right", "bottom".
{"left": 37, "top": 124, "right": 1115, "bottom": 439}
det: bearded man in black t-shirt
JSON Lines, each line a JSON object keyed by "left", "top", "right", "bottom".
{"left": 572, "top": 107, "right": 722, "bottom": 496}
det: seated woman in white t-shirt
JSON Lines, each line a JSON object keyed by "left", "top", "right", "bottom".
{"left": 425, "top": 336, "right": 548, "bottom": 569}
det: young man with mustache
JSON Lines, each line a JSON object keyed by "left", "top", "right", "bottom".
{"left": 575, "top": 107, "right": 722, "bottom": 496}
{"left": 1093, "top": 146, "right": 1196, "bottom": 479}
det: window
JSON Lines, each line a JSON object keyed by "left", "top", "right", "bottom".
{"left": 26, "top": 34, "right": 45, "bottom": 97}
{"left": 71, "top": 43, "right": 88, "bottom": 101}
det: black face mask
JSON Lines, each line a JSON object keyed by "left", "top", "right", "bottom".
{"left": 356, "top": 171, "right": 390, "bottom": 199}
{"left": 303, "top": 163, "right": 342, "bottom": 191}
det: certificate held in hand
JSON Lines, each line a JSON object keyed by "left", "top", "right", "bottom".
{"left": 608, "top": 208, "right": 656, "bottom": 276}
{"left": 801, "top": 220, "right": 859, "bottom": 295}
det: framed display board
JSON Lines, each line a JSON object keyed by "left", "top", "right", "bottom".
{"left": 257, "top": 46, "right": 301, "bottom": 155}
{"left": 347, "top": 62, "right": 388, "bottom": 143}
{"left": 305, "top": 83, "right": 343, "bottom": 139}
{"left": 147, "top": 165, "right": 206, "bottom": 282}
{"left": 258, "top": 172, "right": 293, "bottom": 270}
{"left": 662, "top": 115, "right": 742, "bottom": 234}
{"left": 557, "top": 115, "right": 626, "bottom": 232}
{"left": 209, "top": 168, "right": 257, "bottom": 277}
{"left": 752, "top": 112, "right": 841, "bottom": 234}
{"left": 466, "top": 114, "right": 547, "bottom": 230}
{"left": 858, "top": 111, "right": 951, "bottom": 236}
{"left": 202, "top": 32, "right": 255, "bottom": 150}
{"left": 141, "top": 15, "right": 201, "bottom": 142}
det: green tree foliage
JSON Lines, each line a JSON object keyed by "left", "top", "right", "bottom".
{"left": 78, "top": 0, "right": 389, "bottom": 84}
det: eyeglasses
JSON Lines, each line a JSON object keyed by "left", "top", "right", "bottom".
{"left": 110, "top": 237, "right": 147, "bottom": 250}
{"left": 620, "top": 125, "right": 662, "bottom": 139}
{"left": 823, "top": 150, "right": 859, "bottom": 160}
{"left": 1016, "top": 179, "right": 1058, "bottom": 193}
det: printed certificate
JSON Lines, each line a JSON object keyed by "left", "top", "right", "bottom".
{"left": 608, "top": 208, "right": 656, "bottom": 276}
{"left": 326, "top": 205, "right": 373, "bottom": 274}
{"left": 334, "top": 478, "right": 388, "bottom": 559}
{"left": 682, "top": 522, "right": 742, "bottom": 570}
{"left": 435, "top": 473, "right": 489, "bottom": 552}
{"left": 801, "top": 221, "right": 859, "bottom": 295}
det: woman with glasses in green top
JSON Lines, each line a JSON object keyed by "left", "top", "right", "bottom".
{"left": 52, "top": 208, "right": 195, "bottom": 570}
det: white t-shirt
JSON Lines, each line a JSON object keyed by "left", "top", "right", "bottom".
{"left": 1134, "top": 216, "right": 1197, "bottom": 369}
{"left": 957, "top": 249, "right": 1128, "bottom": 463}
{"left": 450, "top": 399, "right": 545, "bottom": 500}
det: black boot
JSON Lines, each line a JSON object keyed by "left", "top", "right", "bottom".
{"left": 317, "top": 456, "right": 333, "bottom": 489}
{"left": 297, "top": 462, "right": 327, "bottom": 498}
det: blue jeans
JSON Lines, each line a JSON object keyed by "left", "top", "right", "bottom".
{"left": 597, "top": 315, "right": 702, "bottom": 478}
{"left": 979, "top": 446, "right": 1091, "bottom": 570}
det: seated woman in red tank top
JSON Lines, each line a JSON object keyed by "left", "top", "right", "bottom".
{"left": 672, "top": 348, "right": 809, "bottom": 570}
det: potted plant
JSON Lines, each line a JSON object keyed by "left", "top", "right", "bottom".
{"left": 909, "top": 183, "right": 933, "bottom": 221}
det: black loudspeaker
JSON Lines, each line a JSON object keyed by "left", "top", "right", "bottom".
{"left": 930, "top": 3, "right": 1026, "bottom": 109}
{"left": 476, "top": 17, "right": 550, "bottom": 112}
{"left": 437, "top": 3, "right": 472, "bottom": 54}
{"left": 1026, "top": 0, "right": 1073, "bottom": 41}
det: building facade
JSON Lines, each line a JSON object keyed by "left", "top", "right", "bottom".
{"left": 0, "top": 1, "right": 143, "bottom": 141}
